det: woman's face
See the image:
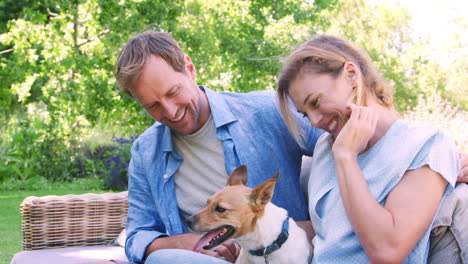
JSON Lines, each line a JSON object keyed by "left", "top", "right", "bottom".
{"left": 288, "top": 65, "right": 356, "bottom": 138}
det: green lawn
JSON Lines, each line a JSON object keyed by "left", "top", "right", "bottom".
{"left": 0, "top": 178, "right": 107, "bottom": 264}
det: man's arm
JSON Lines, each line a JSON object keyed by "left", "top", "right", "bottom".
{"left": 296, "top": 220, "right": 315, "bottom": 248}
{"left": 144, "top": 234, "right": 201, "bottom": 257}
{"left": 125, "top": 140, "right": 170, "bottom": 263}
{"left": 457, "top": 151, "right": 468, "bottom": 183}
{"left": 144, "top": 234, "right": 239, "bottom": 262}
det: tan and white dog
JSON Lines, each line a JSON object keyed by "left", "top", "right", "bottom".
{"left": 192, "top": 165, "right": 311, "bottom": 264}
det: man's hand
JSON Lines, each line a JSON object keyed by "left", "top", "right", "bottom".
{"left": 196, "top": 239, "right": 240, "bottom": 263}
{"left": 296, "top": 220, "right": 315, "bottom": 246}
{"left": 145, "top": 233, "right": 240, "bottom": 263}
{"left": 457, "top": 152, "right": 468, "bottom": 183}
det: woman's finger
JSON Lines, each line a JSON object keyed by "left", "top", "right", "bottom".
{"left": 349, "top": 104, "right": 360, "bottom": 121}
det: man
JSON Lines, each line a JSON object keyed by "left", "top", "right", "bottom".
{"left": 114, "top": 31, "right": 322, "bottom": 264}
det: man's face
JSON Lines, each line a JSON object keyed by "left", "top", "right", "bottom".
{"left": 131, "top": 54, "right": 210, "bottom": 135}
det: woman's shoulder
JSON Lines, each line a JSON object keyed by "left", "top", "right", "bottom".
{"left": 375, "top": 119, "right": 457, "bottom": 165}
{"left": 382, "top": 119, "right": 451, "bottom": 148}
{"left": 396, "top": 120, "right": 459, "bottom": 187}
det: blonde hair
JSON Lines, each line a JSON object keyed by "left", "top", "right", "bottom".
{"left": 277, "top": 35, "right": 394, "bottom": 143}
{"left": 115, "top": 31, "right": 186, "bottom": 96}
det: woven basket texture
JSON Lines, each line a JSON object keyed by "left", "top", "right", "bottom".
{"left": 20, "top": 191, "right": 128, "bottom": 250}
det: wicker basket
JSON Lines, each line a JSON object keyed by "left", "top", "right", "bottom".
{"left": 20, "top": 191, "right": 128, "bottom": 250}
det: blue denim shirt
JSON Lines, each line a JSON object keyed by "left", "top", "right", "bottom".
{"left": 125, "top": 86, "right": 323, "bottom": 263}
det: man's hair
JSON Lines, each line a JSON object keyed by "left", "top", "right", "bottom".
{"left": 277, "top": 34, "right": 395, "bottom": 144}
{"left": 115, "top": 31, "right": 186, "bottom": 96}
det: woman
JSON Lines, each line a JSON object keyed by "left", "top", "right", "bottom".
{"left": 277, "top": 35, "right": 460, "bottom": 263}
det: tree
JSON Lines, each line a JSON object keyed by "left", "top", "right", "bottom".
{"left": 314, "top": 0, "right": 467, "bottom": 111}
{"left": 0, "top": 0, "right": 336, "bottom": 181}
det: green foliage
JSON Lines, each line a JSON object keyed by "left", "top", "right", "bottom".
{"left": 175, "top": 0, "right": 337, "bottom": 92}
{"left": 0, "top": 0, "right": 337, "bottom": 183}
{"left": 0, "top": 0, "right": 465, "bottom": 184}
{"left": 0, "top": 0, "right": 54, "bottom": 33}
{"left": 315, "top": 0, "right": 467, "bottom": 111}
{"left": 314, "top": 0, "right": 417, "bottom": 111}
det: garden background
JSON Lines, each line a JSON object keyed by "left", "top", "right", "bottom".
{"left": 0, "top": 0, "right": 467, "bottom": 262}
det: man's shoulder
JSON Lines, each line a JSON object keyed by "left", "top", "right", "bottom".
{"left": 217, "top": 89, "right": 275, "bottom": 101}
{"left": 132, "top": 122, "right": 164, "bottom": 149}
{"left": 138, "top": 122, "right": 161, "bottom": 138}
{"left": 215, "top": 90, "right": 277, "bottom": 112}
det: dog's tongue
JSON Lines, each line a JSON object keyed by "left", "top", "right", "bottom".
{"left": 192, "top": 229, "right": 222, "bottom": 252}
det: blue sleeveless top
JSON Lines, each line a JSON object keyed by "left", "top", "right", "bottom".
{"left": 308, "top": 119, "right": 460, "bottom": 263}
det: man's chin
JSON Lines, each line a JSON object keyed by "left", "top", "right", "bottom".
{"left": 169, "top": 123, "right": 198, "bottom": 135}
{"left": 166, "top": 112, "right": 201, "bottom": 135}
{"left": 170, "top": 127, "right": 190, "bottom": 135}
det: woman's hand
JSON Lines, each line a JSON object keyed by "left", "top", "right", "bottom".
{"left": 332, "top": 104, "right": 378, "bottom": 158}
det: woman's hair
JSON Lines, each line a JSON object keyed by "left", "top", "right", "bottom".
{"left": 277, "top": 34, "right": 394, "bottom": 143}
{"left": 115, "top": 31, "right": 186, "bottom": 97}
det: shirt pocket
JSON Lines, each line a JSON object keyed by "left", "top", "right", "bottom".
{"left": 310, "top": 184, "right": 334, "bottom": 220}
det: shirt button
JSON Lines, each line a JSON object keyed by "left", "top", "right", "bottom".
{"left": 163, "top": 174, "right": 168, "bottom": 179}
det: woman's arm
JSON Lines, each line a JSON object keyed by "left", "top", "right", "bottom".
{"left": 332, "top": 105, "right": 448, "bottom": 263}
{"left": 334, "top": 153, "right": 446, "bottom": 263}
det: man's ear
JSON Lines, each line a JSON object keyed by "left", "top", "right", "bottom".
{"left": 184, "top": 55, "right": 197, "bottom": 80}
{"left": 250, "top": 172, "right": 279, "bottom": 208}
{"left": 227, "top": 165, "right": 248, "bottom": 186}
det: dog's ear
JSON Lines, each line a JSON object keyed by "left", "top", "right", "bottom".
{"left": 250, "top": 172, "right": 279, "bottom": 208}
{"left": 227, "top": 165, "right": 248, "bottom": 186}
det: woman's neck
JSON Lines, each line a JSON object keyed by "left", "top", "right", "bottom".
{"left": 367, "top": 103, "right": 400, "bottom": 150}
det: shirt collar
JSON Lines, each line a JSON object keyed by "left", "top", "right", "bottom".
{"left": 201, "top": 86, "right": 237, "bottom": 128}
{"left": 160, "top": 124, "right": 173, "bottom": 152}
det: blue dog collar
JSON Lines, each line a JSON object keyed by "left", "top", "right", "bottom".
{"left": 248, "top": 217, "right": 289, "bottom": 257}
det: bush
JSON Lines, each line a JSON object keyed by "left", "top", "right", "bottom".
{"left": 78, "top": 135, "right": 134, "bottom": 190}
{"left": 101, "top": 137, "right": 134, "bottom": 191}
{"left": 0, "top": 110, "right": 82, "bottom": 182}
{"left": 404, "top": 94, "right": 468, "bottom": 152}
{"left": 0, "top": 109, "right": 136, "bottom": 190}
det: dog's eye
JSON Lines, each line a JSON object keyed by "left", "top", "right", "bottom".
{"left": 215, "top": 205, "right": 226, "bottom": 213}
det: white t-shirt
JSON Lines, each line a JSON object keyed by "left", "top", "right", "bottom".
{"left": 172, "top": 115, "right": 228, "bottom": 226}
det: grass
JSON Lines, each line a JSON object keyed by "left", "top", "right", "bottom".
{"left": 0, "top": 177, "right": 107, "bottom": 264}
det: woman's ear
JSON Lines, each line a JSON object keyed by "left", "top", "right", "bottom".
{"left": 344, "top": 61, "right": 367, "bottom": 106}
{"left": 343, "top": 61, "right": 359, "bottom": 86}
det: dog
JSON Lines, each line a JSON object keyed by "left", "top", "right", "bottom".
{"left": 191, "top": 165, "right": 311, "bottom": 264}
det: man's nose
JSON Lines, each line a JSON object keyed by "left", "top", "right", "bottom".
{"left": 161, "top": 100, "right": 178, "bottom": 119}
